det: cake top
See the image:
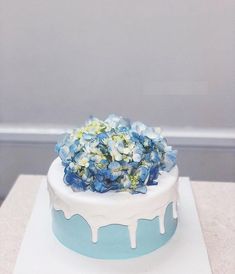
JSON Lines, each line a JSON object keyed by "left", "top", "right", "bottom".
{"left": 55, "top": 114, "right": 177, "bottom": 194}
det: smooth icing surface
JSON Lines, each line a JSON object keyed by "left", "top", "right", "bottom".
{"left": 47, "top": 158, "right": 179, "bottom": 249}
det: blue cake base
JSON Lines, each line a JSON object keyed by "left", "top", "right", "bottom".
{"left": 52, "top": 202, "right": 177, "bottom": 260}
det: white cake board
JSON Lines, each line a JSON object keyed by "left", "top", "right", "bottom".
{"left": 13, "top": 178, "right": 212, "bottom": 274}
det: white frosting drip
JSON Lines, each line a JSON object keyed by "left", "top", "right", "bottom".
{"left": 173, "top": 201, "right": 178, "bottom": 219}
{"left": 128, "top": 222, "right": 138, "bottom": 248}
{"left": 91, "top": 226, "right": 98, "bottom": 243}
{"left": 47, "top": 158, "right": 179, "bottom": 249}
{"left": 159, "top": 205, "right": 167, "bottom": 234}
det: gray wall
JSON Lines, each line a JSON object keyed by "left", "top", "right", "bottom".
{"left": 1, "top": 0, "right": 234, "bottom": 127}
{"left": 0, "top": 1, "right": 235, "bottom": 198}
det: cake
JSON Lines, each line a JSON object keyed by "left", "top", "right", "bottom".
{"left": 47, "top": 115, "right": 178, "bottom": 259}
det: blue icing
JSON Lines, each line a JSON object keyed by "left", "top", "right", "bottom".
{"left": 52, "top": 202, "right": 177, "bottom": 259}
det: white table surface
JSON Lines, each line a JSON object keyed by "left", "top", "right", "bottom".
{"left": 0, "top": 175, "right": 235, "bottom": 274}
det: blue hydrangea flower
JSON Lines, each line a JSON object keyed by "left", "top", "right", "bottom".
{"left": 147, "top": 166, "right": 159, "bottom": 186}
{"left": 162, "top": 149, "right": 177, "bottom": 172}
{"left": 63, "top": 171, "right": 87, "bottom": 191}
{"left": 108, "top": 161, "right": 123, "bottom": 181}
{"left": 136, "top": 166, "right": 149, "bottom": 183}
{"left": 59, "top": 146, "right": 71, "bottom": 164}
{"left": 55, "top": 114, "right": 177, "bottom": 194}
{"left": 93, "top": 180, "right": 109, "bottom": 193}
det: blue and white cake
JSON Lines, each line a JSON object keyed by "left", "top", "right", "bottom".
{"left": 47, "top": 115, "right": 178, "bottom": 259}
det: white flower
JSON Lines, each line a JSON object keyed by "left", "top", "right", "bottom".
{"left": 108, "top": 140, "right": 123, "bottom": 161}
{"left": 105, "top": 114, "right": 121, "bottom": 128}
{"left": 113, "top": 150, "right": 122, "bottom": 161}
{"left": 133, "top": 153, "right": 141, "bottom": 162}
{"left": 131, "top": 122, "right": 147, "bottom": 134}
{"left": 84, "top": 140, "right": 99, "bottom": 154}
{"left": 143, "top": 127, "right": 159, "bottom": 139}
{"left": 77, "top": 155, "right": 89, "bottom": 167}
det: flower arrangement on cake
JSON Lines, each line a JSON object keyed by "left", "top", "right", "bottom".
{"left": 55, "top": 114, "right": 176, "bottom": 194}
